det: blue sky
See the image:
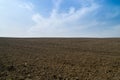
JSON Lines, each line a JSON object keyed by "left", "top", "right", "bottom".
{"left": 0, "top": 0, "right": 120, "bottom": 37}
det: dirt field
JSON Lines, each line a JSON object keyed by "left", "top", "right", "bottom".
{"left": 0, "top": 38, "right": 120, "bottom": 80}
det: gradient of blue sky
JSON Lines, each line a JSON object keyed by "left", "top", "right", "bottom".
{"left": 0, "top": 0, "right": 120, "bottom": 37}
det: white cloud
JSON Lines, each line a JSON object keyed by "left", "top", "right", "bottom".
{"left": 19, "top": 2, "right": 34, "bottom": 11}
{"left": 0, "top": 0, "right": 34, "bottom": 37}
{"left": 52, "top": 0, "right": 62, "bottom": 9}
{"left": 27, "top": 1, "right": 99, "bottom": 37}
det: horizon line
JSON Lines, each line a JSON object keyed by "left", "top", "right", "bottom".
{"left": 0, "top": 37, "right": 120, "bottom": 39}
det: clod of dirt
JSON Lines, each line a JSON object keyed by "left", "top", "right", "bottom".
{"left": 7, "top": 65, "right": 16, "bottom": 71}
{"left": 25, "top": 78, "right": 32, "bottom": 80}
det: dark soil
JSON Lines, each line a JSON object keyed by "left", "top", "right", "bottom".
{"left": 0, "top": 38, "right": 120, "bottom": 80}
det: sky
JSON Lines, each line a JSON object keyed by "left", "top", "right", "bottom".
{"left": 0, "top": 0, "right": 120, "bottom": 37}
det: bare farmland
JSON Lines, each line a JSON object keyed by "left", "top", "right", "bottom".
{"left": 0, "top": 38, "right": 120, "bottom": 80}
